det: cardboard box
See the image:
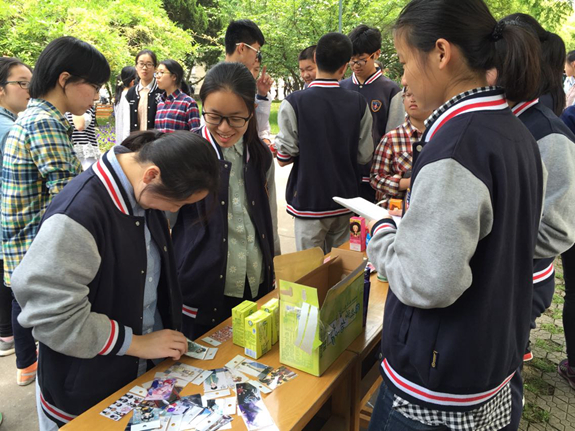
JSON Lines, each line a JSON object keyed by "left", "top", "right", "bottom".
{"left": 349, "top": 216, "right": 367, "bottom": 252}
{"left": 232, "top": 300, "right": 257, "bottom": 347}
{"left": 276, "top": 248, "right": 367, "bottom": 376}
{"left": 244, "top": 310, "right": 272, "bottom": 359}
{"left": 262, "top": 298, "right": 279, "bottom": 345}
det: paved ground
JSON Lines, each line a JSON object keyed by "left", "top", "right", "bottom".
{"left": 1, "top": 159, "right": 574, "bottom": 430}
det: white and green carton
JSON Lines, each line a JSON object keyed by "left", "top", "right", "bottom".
{"left": 276, "top": 248, "right": 366, "bottom": 376}
{"left": 244, "top": 310, "right": 272, "bottom": 359}
{"left": 232, "top": 300, "right": 257, "bottom": 347}
{"left": 261, "top": 298, "right": 279, "bottom": 345}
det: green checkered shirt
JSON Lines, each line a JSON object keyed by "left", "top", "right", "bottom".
{"left": 1, "top": 99, "right": 82, "bottom": 285}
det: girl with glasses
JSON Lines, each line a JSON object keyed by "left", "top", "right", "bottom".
{"left": 172, "top": 62, "right": 280, "bottom": 340}
{"left": 154, "top": 59, "right": 200, "bottom": 133}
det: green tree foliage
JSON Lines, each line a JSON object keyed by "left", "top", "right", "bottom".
{"left": 0, "top": 0, "right": 195, "bottom": 88}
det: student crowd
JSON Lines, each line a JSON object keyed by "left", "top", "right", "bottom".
{"left": 1, "top": 0, "right": 575, "bottom": 429}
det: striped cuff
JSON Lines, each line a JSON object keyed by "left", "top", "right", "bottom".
{"left": 183, "top": 304, "right": 198, "bottom": 319}
{"left": 276, "top": 151, "right": 293, "bottom": 162}
{"left": 98, "top": 319, "right": 126, "bottom": 356}
{"left": 371, "top": 218, "right": 397, "bottom": 237}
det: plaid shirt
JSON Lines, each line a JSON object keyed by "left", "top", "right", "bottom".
{"left": 1, "top": 99, "right": 82, "bottom": 285}
{"left": 154, "top": 89, "right": 200, "bottom": 132}
{"left": 370, "top": 116, "right": 421, "bottom": 204}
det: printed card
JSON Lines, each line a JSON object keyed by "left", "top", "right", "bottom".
{"left": 202, "top": 388, "right": 231, "bottom": 401}
{"left": 99, "top": 393, "right": 143, "bottom": 421}
{"left": 258, "top": 366, "right": 298, "bottom": 390}
{"left": 131, "top": 401, "right": 161, "bottom": 431}
{"left": 204, "top": 347, "right": 218, "bottom": 361}
{"left": 248, "top": 380, "right": 272, "bottom": 394}
{"left": 203, "top": 368, "right": 235, "bottom": 392}
{"left": 191, "top": 370, "right": 213, "bottom": 386}
{"left": 236, "top": 383, "right": 276, "bottom": 431}
{"left": 236, "top": 358, "right": 274, "bottom": 378}
{"left": 145, "top": 378, "right": 176, "bottom": 401}
{"left": 202, "top": 325, "right": 233, "bottom": 346}
{"left": 163, "top": 362, "right": 204, "bottom": 381}
{"left": 225, "top": 355, "right": 246, "bottom": 370}
{"left": 185, "top": 339, "right": 209, "bottom": 360}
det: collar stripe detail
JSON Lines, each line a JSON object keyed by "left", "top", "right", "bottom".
{"left": 426, "top": 95, "right": 508, "bottom": 142}
{"left": 93, "top": 158, "right": 129, "bottom": 215}
{"left": 40, "top": 393, "right": 77, "bottom": 423}
{"left": 352, "top": 70, "right": 382, "bottom": 86}
{"left": 512, "top": 99, "right": 539, "bottom": 117}
{"left": 98, "top": 319, "right": 119, "bottom": 355}
{"left": 201, "top": 126, "right": 223, "bottom": 160}
{"left": 308, "top": 80, "right": 340, "bottom": 89}
{"left": 533, "top": 263, "right": 554, "bottom": 284}
{"left": 382, "top": 358, "right": 515, "bottom": 406}
{"left": 286, "top": 204, "right": 350, "bottom": 218}
{"left": 183, "top": 305, "right": 198, "bottom": 318}
{"left": 373, "top": 223, "right": 396, "bottom": 237}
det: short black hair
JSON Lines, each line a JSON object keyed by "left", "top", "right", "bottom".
{"left": 348, "top": 25, "right": 382, "bottom": 56}
{"left": 315, "top": 33, "right": 352, "bottom": 74}
{"left": 135, "top": 49, "right": 158, "bottom": 68}
{"left": 567, "top": 50, "right": 575, "bottom": 64}
{"left": 29, "top": 36, "right": 110, "bottom": 99}
{"left": 0, "top": 57, "right": 31, "bottom": 86}
{"left": 224, "top": 20, "right": 265, "bottom": 55}
{"left": 298, "top": 45, "right": 317, "bottom": 62}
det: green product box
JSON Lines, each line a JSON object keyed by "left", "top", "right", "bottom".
{"left": 244, "top": 310, "right": 272, "bottom": 359}
{"left": 232, "top": 300, "right": 257, "bottom": 347}
{"left": 276, "top": 248, "right": 366, "bottom": 376}
{"left": 262, "top": 298, "right": 280, "bottom": 345}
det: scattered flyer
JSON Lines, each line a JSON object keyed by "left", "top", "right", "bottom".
{"left": 225, "top": 354, "right": 246, "bottom": 370}
{"left": 185, "top": 339, "right": 209, "bottom": 360}
{"left": 204, "top": 347, "right": 218, "bottom": 361}
{"left": 191, "top": 370, "right": 214, "bottom": 386}
{"left": 166, "top": 394, "right": 203, "bottom": 415}
{"left": 203, "top": 397, "right": 237, "bottom": 417}
{"left": 258, "top": 366, "right": 298, "bottom": 390}
{"left": 236, "top": 358, "right": 274, "bottom": 378}
{"left": 203, "top": 368, "right": 235, "bottom": 392}
{"left": 236, "top": 382, "right": 276, "bottom": 431}
{"left": 131, "top": 401, "right": 161, "bottom": 431}
{"left": 145, "top": 378, "right": 177, "bottom": 401}
{"left": 100, "top": 392, "right": 143, "bottom": 421}
{"left": 202, "top": 388, "right": 231, "bottom": 401}
{"left": 202, "top": 325, "right": 233, "bottom": 346}
{"left": 162, "top": 361, "right": 204, "bottom": 382}
{"left": 228, "top": 367, "right": 250, "bottom": 384}
{"left": 247, "top": 380, "right": 272, "bottom": 394}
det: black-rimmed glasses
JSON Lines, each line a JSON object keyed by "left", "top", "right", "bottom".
{"left": 1, "top": 81, "right": 30, "bottom": 89}
{"left": 202, "top": 111, "right": 251, "bottom": 128}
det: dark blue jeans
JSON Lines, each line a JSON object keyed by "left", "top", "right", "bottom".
{"left": 0, "top": 262, "right": 12, "bottom": 338}
{"left": 11, "top": 288, "right": 36, "bottom": 369}
{"left": 368, "top": 373, "right": 523, "bottom": 431}
{"left": 562, "top": 245, "right": 575, "bottom": 365}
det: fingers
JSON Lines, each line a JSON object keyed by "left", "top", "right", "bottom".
{"left": 261, "top": 65, "right": 267, "bottom": 77}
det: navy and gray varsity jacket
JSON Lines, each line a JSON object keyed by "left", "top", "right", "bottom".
{"left": 11, "top": 149, "right": 182, "bottom": 426}
{"left": 275, "top": 79, "right": 374, "bottom": 218}
{"left": 172, "top": 126, "right": 276, "bottom": 333}
{"left": 126, "top": 79, "right": 163, "bottom": 132}
{"left": 367, "top": 88, "right": 544, "bottom": 412}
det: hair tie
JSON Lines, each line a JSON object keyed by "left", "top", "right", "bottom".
{"left": 491, "top": 21, "right": 506, "bottom": 41}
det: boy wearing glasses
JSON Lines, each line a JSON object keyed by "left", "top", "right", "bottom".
{"left": 340, "top": 25, "right": 400, "bottom": 202}
{"left": 276, "top": 32, "right": 373, "bottom": 252}
{"left": 224, "top": 19, "right": 274, "bottom": 147}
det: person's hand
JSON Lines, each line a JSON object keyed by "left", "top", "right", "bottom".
{"left": 257, "top": 66, "right": 274, "bottom": 96}
{"left": 126, "top": 329, "right": 187, "bottom": 360}
{"left": 398, "top": 178, "right": 411, "bottom": 191}
{"left": 388, "top": 208, "right": 403, "bottom": 217}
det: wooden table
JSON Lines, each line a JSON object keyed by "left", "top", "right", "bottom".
{"left": 62, "top": 291, "right": 357, "bottom": 431}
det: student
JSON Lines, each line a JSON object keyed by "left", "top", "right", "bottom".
{"left": 366, "top": 0, "right": 544, "bottom": 429}
{"left": 65, "top": 107, "right": 99, "bottom": 169}
{"left": 0, "top": 57, "right": 32, "bottom": 358}
{"left": 1, "top": 36, "right": 110, "bottom": 387}
{"left": 124, "top": 50, "right": 162, "bottom": 133}
{"left": 224, "top": 20, "right": 274, "bottom": 145}
{"left": 340, "top": 25, "right": 400, "bottom": 202}
{"left": 154, "top": 59, "right": 200, "bottom": 133}
{"left": 114, "top": 66, "right": 137, "bottom": 144}
{"left": 497, "top": 14, "right": 575, "bottom": 368}
{"left": 11, "top": 131, "right": 219, "bottom": 430}
{"left": 298, "top": 45, "right": 317, "bottom": 88}
{"left": 370, "top": 86, "right": 431, "bottom": 205}
{"left": 276, "top": 32, "right": 373, "bottom": 252}
{"left": 172, "top": 62, "right": 280, "bottom": 340}
{"left": 566, "top": 50, "right": 575, "bottom": 107}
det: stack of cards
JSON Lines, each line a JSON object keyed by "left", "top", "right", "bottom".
{"left": 202, "top": 325, "right": 233, "bottom": 347}
{"left": 185, "top": 339, "right": 218, "bottom": 361}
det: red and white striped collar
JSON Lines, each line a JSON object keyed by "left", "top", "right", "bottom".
{"left": 511, "top": 98, "right": 539, "bottom": 117}
{"left": 308, "top": 79, "right": 340, "bottom": 89}
{"left": 423, "top": 90, "right": 508, "bottom": 143}
{"left": 92, "top": 151, "right": 132, "bottom": 215}
{"left": 351, "top": 69, "right": 382, "bottom": 86}
{"left": 201, "top": 125, "right": 223, "bottom": 160}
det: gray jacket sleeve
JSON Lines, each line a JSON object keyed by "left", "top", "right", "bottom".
{"left": 385, "top": 92, "right": 406, "bottom": 134}
{"left": 358, "top": 104, "right": 374, "bottom": 165}
{"left": 275, "top": 100, "right": 299, "bottom": 162}
{"left": 367, "top": 159, "right": 494, "bottom": 309}
{"left": 534, "top": 133, "right": 575, "bottom": 258}
{"left": 255, "top": 94, "right": 272, "bottom": 142}
{"left": 11, "top": 214, "right": 129, "bottom": 358}
{"left": 266, "top": 159, "right": 282, "bottom": 256}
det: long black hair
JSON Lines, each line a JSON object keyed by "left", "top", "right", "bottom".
{"left": 394, "top": 0, "right": 541, "bottom": 103}
{"left": 200, "top": 62, "right": 269, "bottom": 176}
{"left": 159, "top": 60, "right": 191, "bottom": 95}
{"left": 503, "top": 13, "right": 565, "bottom": 115}
{"left": 114, "top": 66, "right": 137, "bottom": 106}
{"left": 122, "top": 130, "right": 219, "bottom": 200}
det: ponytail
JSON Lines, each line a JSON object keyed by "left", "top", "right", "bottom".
{"left": 114, "top": 66, "right": 137, "bottom": 106}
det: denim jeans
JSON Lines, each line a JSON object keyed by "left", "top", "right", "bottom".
{"left": 0, "top": 262, "right": 12, "bottom": 338}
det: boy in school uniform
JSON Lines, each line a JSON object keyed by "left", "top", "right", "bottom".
{"left": 340, "top": 25, "right": 400, "bottom": 202}
{"left": 276, "top": 32, "right": 373, "bottom": 252}
{"left": 298, "top": 45, "right": 317, "bottom": 89}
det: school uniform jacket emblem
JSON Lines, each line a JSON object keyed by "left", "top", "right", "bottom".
{"left": 371, "top": 100, "right": 382, "bottom": 113}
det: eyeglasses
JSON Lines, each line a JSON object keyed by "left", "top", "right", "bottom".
{"left": 1, "top": 81, "right": 30, "bottom": 89}
{"left": 236, "top": 43, "right": 262, "bottom": 62}
{"left": 154, "top": 71, "right": 171, "bottom": 78}
{"left": 349, "top": 53, "right": 376, "bottom": 68}
{"left": 202, "top": 111, "right": 251, "bottom": 128}
{"left": 136, "top": 62, "right": 155, "bottom": 69}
